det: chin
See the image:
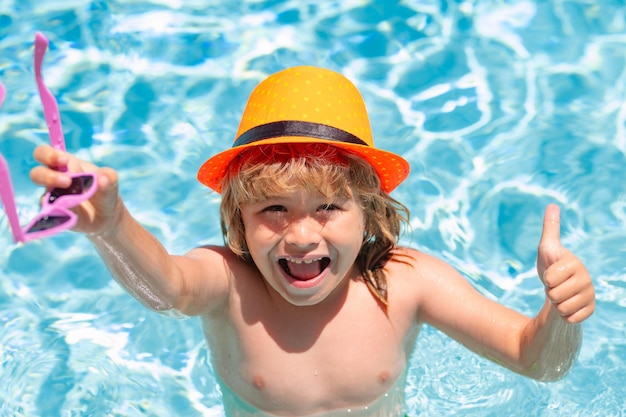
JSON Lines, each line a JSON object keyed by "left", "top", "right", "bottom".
{"left": 282, "top": 292, "right": 331, "bottom": 307}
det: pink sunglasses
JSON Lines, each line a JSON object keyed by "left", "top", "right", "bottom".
{"left": 0, "top": 32, "right": 98, "bottom": 243}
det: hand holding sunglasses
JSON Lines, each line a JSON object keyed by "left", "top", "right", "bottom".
{"left": 0, "top": 32, "right": 98, "bottom": 243}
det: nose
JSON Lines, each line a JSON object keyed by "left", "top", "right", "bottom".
{"left": 284, "top": 216, "right": 322, "bottom": 249}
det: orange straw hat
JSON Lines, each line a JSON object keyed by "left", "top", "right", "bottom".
{"left": 197, "top": 66, "right": 410, "bottom": 193}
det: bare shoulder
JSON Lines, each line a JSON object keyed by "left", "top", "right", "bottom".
{"left": 183, "top": 244, "right": 263, "bottom": 285}
{"left": 388, "top": 246, "right": 459, "bottom": 278}
{"left": 383, "top": 247, "right": 449, "bottom": 302}
{"left": 185, "top": 244, "right": 239, "bottom": 260}
{"left": 389, "top": 246, "right": 477, "bottom": 291}
{"left": 173, "top": 245, "right": 259, "bottom": 316}
{"left": 385, "top": 247, "right": 475, "bottom": 316}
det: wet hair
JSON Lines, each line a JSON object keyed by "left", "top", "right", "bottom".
{"left": 219, "top": 143, "right": 409, "bottom": 306}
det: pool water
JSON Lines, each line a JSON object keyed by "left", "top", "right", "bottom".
{"left": 1, "top": 1, "right": 625, "bottom": 416}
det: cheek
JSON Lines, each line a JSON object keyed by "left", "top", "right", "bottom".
{"left": 243, "top": 221, "right": 277, "bottom": 257}
{"left": 241, "top": 217, "right": 261, "bottom": 256}
{"left": 333, "top": 214, "right": 366, "bottom": 251}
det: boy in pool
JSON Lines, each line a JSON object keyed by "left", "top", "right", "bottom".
{"left": 30, "top": 66, "right": 595, "bottom": 416}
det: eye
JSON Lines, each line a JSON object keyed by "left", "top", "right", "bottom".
{"left": 318, "top": 203, "right": 340, "bottom": 211}
{"left": 262, "top": 205, "right": 286, "bottom": 213}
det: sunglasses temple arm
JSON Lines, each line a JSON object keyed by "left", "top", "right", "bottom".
{"left": 0, "top": 85, "right": 24, "bottom": 242}
{"left": 0, "top": 156, "right": 26, "bottom": 243}
{"left": 34, "top": 32, "right": 67, "bottom": 171}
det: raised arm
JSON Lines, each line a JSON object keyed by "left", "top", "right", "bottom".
{"left": 30, "top": 145, "right": 230, "bottom": 316}
{"left": 519, "top": 203, "right": 595, "bottom": 380}
{"left": 416, "top": 204, "right": 595, "bottom": 381}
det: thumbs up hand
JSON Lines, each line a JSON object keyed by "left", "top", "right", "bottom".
{"left": 536, "top": 204, "right": 595, "bottom": 324}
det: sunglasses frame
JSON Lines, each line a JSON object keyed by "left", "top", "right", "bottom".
{"left": 0, "top": 32, "right": 98, "bottom": 243}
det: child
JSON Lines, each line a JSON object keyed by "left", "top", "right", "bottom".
{"left": 30, "top": 66, "right": 595, "bottom": 416}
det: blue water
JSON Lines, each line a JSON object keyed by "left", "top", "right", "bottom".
{"left": 1, "top": 1, "right": 625, "bottom": 416}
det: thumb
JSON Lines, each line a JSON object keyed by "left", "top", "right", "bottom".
{"left": 539, "top": 203, "right": 561, "bottom": 247}
{"left": 537, "top": 203, "right": 562, "bottom": 280}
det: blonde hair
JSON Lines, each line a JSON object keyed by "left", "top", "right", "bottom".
{"left": 219, "top": 143, "right": 409, "bottom": 306}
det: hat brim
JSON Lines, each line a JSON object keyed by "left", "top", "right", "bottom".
{"left": 197, "top": 136, "right": 410, "bottom": 194}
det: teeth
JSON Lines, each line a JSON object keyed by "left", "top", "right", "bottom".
{"left": 285, "top": 257, "right": 323, "bottom": 265}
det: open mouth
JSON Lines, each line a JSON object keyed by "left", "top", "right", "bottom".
{"left": 278, "top": 257, "right": 331, "bottom": 281}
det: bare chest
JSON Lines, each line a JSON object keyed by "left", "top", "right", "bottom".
{"left": 202, "top": 287, "right": 419, "bottom": 415}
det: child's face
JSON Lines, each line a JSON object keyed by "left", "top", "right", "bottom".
{"left": 240, "top": 188, "right": 365, "bottom": 306}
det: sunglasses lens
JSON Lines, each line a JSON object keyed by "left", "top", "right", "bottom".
{"left": 25, "top": 213, "right": 72, "bottom": 233}
{"left": 47, "top": 175, "right": 94, "bottom": 204}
